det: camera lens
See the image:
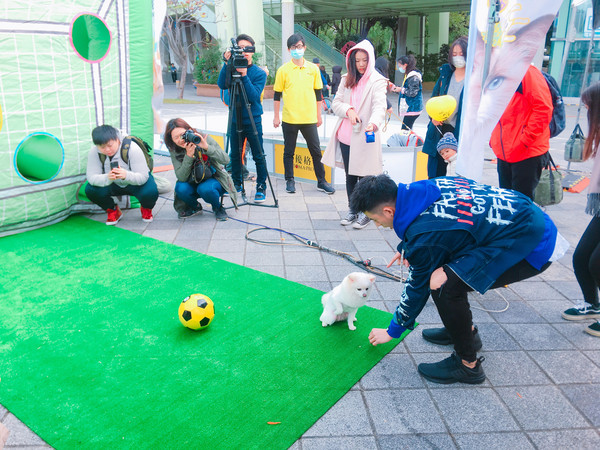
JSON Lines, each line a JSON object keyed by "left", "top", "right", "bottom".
{"left": 183, "top": 130, "right": 201, "bottom": 145}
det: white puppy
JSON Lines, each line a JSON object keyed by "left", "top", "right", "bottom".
{"left": 320, "top": 272, "right": 376, "bottom": 330}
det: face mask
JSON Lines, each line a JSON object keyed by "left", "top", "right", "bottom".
{"left": 398, "top": 66, "right": 406, "bottom": 73}
{"left": 453, "top": 56, "right": 466, "bottom": 69}
{"left": 290, "top": 48, "right": 304, "bottom": 60}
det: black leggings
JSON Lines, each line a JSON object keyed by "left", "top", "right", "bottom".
{"left": 431, "top": 260, "right": 550, "bottom": 362}
{"left": 340, "top": 143, "right": 360, "bottom": 210}
{"left": 574, "top": 215, "right": 600, "bottom": 305}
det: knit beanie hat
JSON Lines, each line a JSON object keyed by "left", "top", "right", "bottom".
{"left": 312, "top": 57, "right": 320, "bottom": 64}
{"left": 437, "top": 132, "right": 458, "bottom": 154}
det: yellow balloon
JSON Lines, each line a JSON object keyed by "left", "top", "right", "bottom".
{"left": 425, "top": 95, "right": 457, "bottom": 122}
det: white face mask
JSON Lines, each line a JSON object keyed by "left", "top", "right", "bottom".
{"left": 452, "top": 56, "right": 466, "bottom": 69}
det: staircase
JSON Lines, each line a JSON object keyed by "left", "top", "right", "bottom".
{"left": 262, "top": 12, "right": 345, "bottom": 75}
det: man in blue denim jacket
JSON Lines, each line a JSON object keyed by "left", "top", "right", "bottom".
{"left": 350, "top": 175, "right": 566, "bottom": 384}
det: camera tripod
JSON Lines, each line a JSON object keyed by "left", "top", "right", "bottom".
{"left": 224, "top": 71, "right": 278, "bottom": 209}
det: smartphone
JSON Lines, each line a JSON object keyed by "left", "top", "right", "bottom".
{"left": 110, "top": 161, "right": 119, "bottom": 170}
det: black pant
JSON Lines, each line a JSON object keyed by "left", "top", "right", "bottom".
{"left": 402, "top": 114, "right": 419, "bottom": 131}
{"left": 427, "top": 152, "right": 448, "bottom": 179}
{"left": 85, "top": 175, "right": 159, "bottom": 210}
{"left": 574, "top": 216, "right": 600, "bottom": 305}
{"left": 281, "top": 122, "right": 326, "bottom": 182}
{"left": 340, "top": 143, "right": 360, "bottom": 209}
{"left": 497, "top": 152, "right": 547, "bottom": 200}
{"left": 430, "top": 260, "right": 550, "bottom": 362}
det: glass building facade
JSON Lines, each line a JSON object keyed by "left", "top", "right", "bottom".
{"left": 551, "top": 0, "right": 600, "bottom": 97}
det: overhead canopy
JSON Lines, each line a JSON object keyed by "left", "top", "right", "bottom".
{"left": 264, "top": 0, "right": 471, "bottom": 21}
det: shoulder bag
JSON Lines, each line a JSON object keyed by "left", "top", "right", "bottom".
{"left": 564, "top": 124, "right": 585, "bottom": 162}
{"left": 534, "top": 154, "right": 563, "bottom": 206}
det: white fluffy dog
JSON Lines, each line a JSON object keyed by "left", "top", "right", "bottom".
{"left": 320, "top": 272, "right": 376, "bottom": 330}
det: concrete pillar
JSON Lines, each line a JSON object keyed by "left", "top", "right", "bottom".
{"left": 395, "top": 17, "right": 408, "bottom": 85}
{"left": 427, "top": 12, "right": 449, "bottom": 54}
{"left": 406, "top": 16, "right": 422, "bottom": 56}
{"left": 214, "top": 0, "right": 235, "bottom": 46}
{"left": 281, "top": 0, "right": 294, "bottom": 64}
{"left": 396, "top": 17, "right": 408, "bottom": 58}
{"left": 235, "top": 0, "right": 267, "bottom": 64}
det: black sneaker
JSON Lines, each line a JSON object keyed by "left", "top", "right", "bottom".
{"left": 562, "top": 303, "right": 600, "bottom": 321}
{"left": 422, "top": 326, "right": 482, "bottom": 352}
{"left": 317, "top": 180, "right": 335, "bottom": 194}
{"left": 214, "top": 207, "right": 228, "bottom": 221}
{"left": 178, "top": 204, "right": 203, "bottom": 219}
{"left": 418, "top": 352, "right": 486, "bottom": 385}
{"left": 286, "top": 179, "right": 296, "bottom": 193}
{"left": 585, "top": 321, "right": 600, "bottom": 337}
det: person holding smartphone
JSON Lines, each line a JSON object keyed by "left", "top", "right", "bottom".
{"left": 164, "top": 118, "right": 238, "bottom": 221}
{"left": 85, "top": 125, "right": 158, "bottom": 225}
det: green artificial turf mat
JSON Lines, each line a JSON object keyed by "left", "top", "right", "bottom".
{"left": 0, "top": 216, "right": 408, "bottom": 448}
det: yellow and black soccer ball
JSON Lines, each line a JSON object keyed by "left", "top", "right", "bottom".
{"left": 178, "top": 294, "right": 215, "bottom": 330}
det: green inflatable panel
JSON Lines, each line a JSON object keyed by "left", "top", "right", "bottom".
{"left": 15, "top": 133, "right": 64, "bottom": 182}
{"left": 71, "top": 14, "right": 111, "bottom": 62}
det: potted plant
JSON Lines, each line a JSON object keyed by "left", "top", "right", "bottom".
{"left": 193, "top": 43, "right": 222, "bottom": 97}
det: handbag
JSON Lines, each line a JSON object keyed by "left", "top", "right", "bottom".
{"left": 564, "top": 123, "right": 585, "bottom": 162}
{"left": 534, "top": 154, "right": 563, "bottom": 206}
{"left": 191, "top": 152, "right": 213, "bottom": 183}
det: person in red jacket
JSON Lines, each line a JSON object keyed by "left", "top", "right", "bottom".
{"left": 489, "top": 65, "right": 553, "bottom": 200}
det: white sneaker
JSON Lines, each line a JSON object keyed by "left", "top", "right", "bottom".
{"left": 340, "top": 212, "right": 358, "bottom": 226}
{"left": 352, "top": 212, "right": 371, "bottom": 229}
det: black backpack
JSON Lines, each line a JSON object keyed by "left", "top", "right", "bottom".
{"left": 541, "top": 71, "right": 566, "bottom": 138}
{"left": 99, "top": 136, "right": 154, "bottom": 172}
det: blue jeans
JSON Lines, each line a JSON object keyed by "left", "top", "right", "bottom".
{"left": 175, "top": 178, "right": 224, "bottom": 211}
{"left": 229, "top": 120, "right": 267, "bottom": 190}
{"left": 85, "top": 174, "right": 158, "bottom": 210}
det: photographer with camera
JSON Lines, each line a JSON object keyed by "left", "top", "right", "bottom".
{"left": 164, "top": 118, "right": 238, "bottom": 221}
{"left": 217, "top": 34, "right": 268, "bottom": 203}
{"left": 86, "top": 124, "right": 158, "bottom": 225}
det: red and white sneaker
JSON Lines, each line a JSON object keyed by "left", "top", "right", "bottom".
{"left": 140, "top": 207, "right": 153, "bottom": 223}
{"left": 106, "top": 206, "right": 122, "bottom": 225}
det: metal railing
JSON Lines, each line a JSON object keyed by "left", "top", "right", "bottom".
{"left": 293, "top": 23, "right": 345, "bottom": 68}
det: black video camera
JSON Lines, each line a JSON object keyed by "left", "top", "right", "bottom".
{"left": 182, "top": 130, "right": 201, "bottom": 145}
{"left": 228, "top": 38, "right": 255, "bottom": 70}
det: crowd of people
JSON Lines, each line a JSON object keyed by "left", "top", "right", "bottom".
{"left": 85, "top": 34, "right": 600, "bottom": 385}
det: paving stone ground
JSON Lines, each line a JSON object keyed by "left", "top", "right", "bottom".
{"left": 2, "top": 84, "right": 599, "bottom": 449}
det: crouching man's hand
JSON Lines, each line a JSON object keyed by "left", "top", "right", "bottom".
{"left": 368, "top": 328, "right": 393, "bottom": 346}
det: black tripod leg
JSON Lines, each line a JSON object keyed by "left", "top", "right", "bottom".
{"left": 237, "top": 79, "right": 279, "bottom": 207}
{"left": 230, "top": 80, "right": 247, "bottom": 201}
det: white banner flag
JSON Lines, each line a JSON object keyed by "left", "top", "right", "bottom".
{"left": 457, "top": 0, "right": 563, "bottom": 180}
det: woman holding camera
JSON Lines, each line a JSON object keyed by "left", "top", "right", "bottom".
{"left": 164, "top": 118, "right": 237, "bottom": 220}
{"left": 322, "top": 40, "right": 388, "bottom": 229}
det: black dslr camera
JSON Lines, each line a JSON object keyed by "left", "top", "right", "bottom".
{"left": 228, "top": 37, "right": 255, "bottom": 70}
{"left": 182, "top": 130, "right": 201, "bottom": 145}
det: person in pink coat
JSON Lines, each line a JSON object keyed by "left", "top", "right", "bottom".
{"left": 322, "top": 40, "right": 388, "bottom": 229}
